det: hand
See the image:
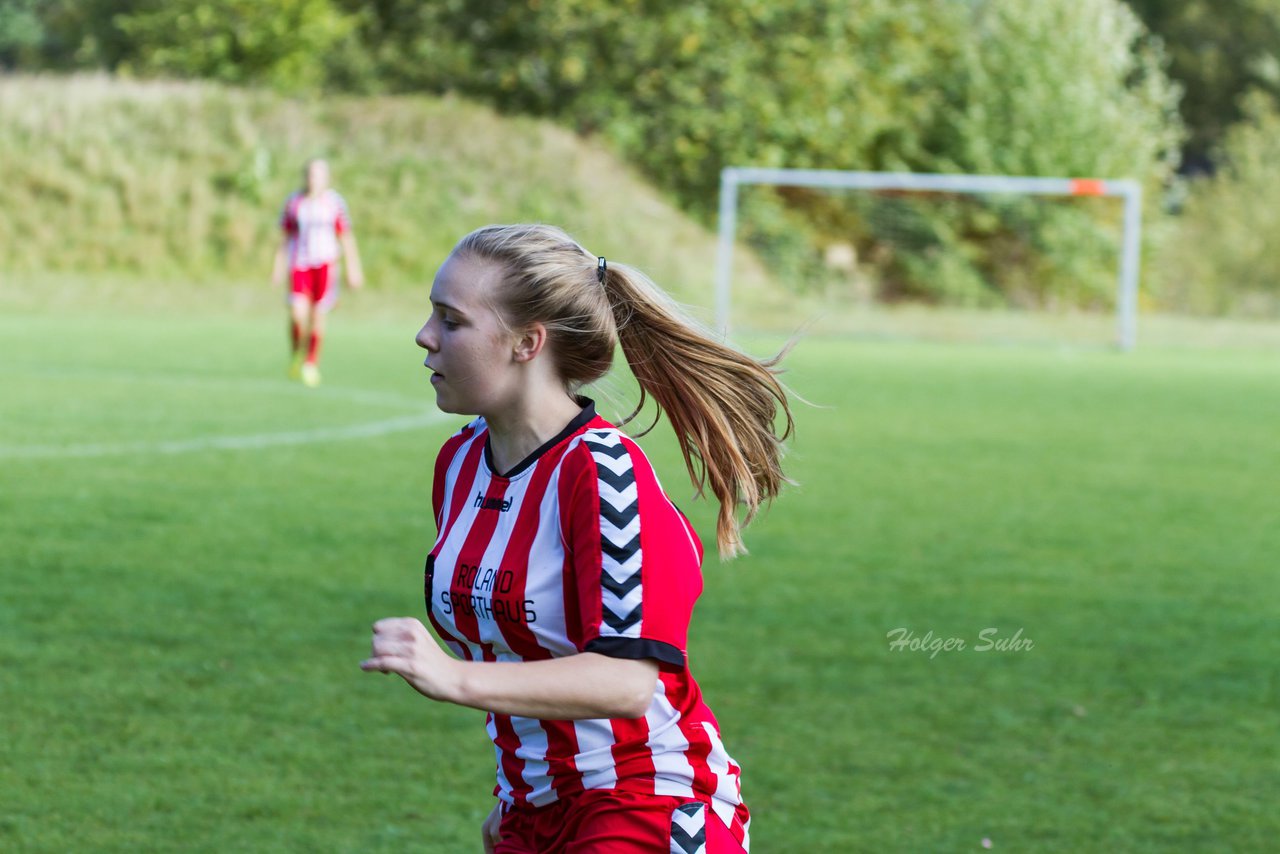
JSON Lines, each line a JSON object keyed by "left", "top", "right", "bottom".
{"left": 360, "top": 617, "right": 461, "bottom": 702}
{"left": 481, "top": 801, "right": 502, "bottom": 853}
{"left": 347, "top": 267, "right": 365, "bottom": 290}
{"left": 271, "top": 254, "right": 287, "bottom": 288}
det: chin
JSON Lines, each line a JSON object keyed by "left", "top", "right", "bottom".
{"left": 431, "top": 391, "right": 473, "bottom": 417}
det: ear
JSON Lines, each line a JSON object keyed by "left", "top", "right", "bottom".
{"left": 512, "top": 322, "right": 549, "bottom": 364}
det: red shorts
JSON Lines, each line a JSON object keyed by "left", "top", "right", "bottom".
{"left": 290, "top": 264, "right": 337, "bottom": 310}
{"left": 495, "top": 789, "right": 749, "bottom": 853}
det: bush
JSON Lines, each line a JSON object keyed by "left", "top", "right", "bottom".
{"left": 1156, "top": 93, "right": 1280, "bottom": 316}
{"left": 113, "top": 0, "right": 356, "bottom": 91}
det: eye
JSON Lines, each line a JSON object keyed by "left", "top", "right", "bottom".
{"left": 432, "top": 306, "right": 461, "bottom": 331}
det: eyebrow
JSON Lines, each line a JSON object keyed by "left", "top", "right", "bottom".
{"left": 430, "top": 298, "right": 465, "bottom": 316}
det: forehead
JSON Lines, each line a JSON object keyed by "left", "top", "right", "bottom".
{"left": 430, "top": 253, "right": 506, "bottom": 311}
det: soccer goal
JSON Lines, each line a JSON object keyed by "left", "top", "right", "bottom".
{"left": 714, "top": 168, "right": 1143, "bottom": 349}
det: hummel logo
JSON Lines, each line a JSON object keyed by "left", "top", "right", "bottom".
{"left": 474, "top": 492, "right": 513, "bottom": 512}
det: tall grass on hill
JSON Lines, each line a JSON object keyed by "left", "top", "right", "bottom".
{"left": 0, "top": 73, "right": 774, "bottom": 315}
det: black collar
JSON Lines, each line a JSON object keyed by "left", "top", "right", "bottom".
{"left": 484, "top": 396, "right": 597, "bottom": 479}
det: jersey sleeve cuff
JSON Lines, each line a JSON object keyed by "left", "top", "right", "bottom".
{"left": 585, "top": 636, "right": 685, "bottom": 670}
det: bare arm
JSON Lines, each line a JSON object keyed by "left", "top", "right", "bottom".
{"left": 271, "top": 236, "right": 289, "bottom": 286}
{"left": 340, "top": 232, "right": 364, "bottom": 289}
{"left": 482, "top": 801, "right": 502, "bottom": 853}
{"left": 360, "top": 617, "right": 659, "bottom": 719}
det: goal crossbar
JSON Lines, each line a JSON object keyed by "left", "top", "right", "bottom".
{"left": 715, "top": 168, "right": 1144, "bottom": 349}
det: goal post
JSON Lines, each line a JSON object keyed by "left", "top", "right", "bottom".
{"left": 714, "top": 168, "right": 1143, "bottom": 349}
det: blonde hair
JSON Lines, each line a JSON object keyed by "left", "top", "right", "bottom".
{"left": 453, "top": 224, "right": 794, "bottom": 559}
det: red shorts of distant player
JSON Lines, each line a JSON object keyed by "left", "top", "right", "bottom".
{"left": 290, "top": 264, "right": 337, "bottom": 311}
{"left": 494, "top": 789, "right": 748, "bottom": 853}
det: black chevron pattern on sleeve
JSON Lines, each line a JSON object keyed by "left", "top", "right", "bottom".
{"left": 582, "top": 429, "right": 643, "bottom": 638}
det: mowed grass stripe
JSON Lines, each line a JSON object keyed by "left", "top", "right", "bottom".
{"left": 2, "top": 310, "right": 1277, "bottom": 851}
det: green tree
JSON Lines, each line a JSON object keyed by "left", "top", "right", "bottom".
{"left": 910, "top": 0, "right": 1185, "bottom": 306}
{"left": 948, "top": 0, "right": 1182, "bottom": 183}
{"left": 1157, "top": 92, "right": 1280, "bottom": 314}
{"left": 111, "top": 0, "right": 356, "bottom": 90}
{"left": 22, "top": 1, "right": 184, "bottom": 71}
{"left": 0, "top": 0, "right": 45, "bottom": 69}
{"left": 1127, "top": 0, "right": 1280, "bottom": 166}
{"left": 340, "top": 0, "right": 969, "bottom": 206}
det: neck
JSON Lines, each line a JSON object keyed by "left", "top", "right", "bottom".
{"left": 484, "top": 391, "right": 586, "bottom": 475}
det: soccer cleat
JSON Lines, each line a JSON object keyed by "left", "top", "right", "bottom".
{"left": 288, "top": 354, "right": 304, "bottom": 380}
{"left": 301, "top": 362, "right": 321, "bottom": 387}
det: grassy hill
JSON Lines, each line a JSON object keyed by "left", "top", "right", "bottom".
{"left": 0, "top": 73, "right": 777, "bottom": 319}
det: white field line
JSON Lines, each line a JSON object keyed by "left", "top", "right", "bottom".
{"left": 0, "top": 366, "right": 428, "bottom": 411}
{"left": 0, "top": 367, "right": 448, "bottom": 460}
{"left": 0, "top": 410, "right": 448, "bottom": 460}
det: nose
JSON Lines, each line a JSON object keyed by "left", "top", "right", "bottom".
{"left": 415, "top": 320, "right": 436, "bottom": 352}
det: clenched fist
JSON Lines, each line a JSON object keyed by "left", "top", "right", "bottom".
{"left": 360, "top": 617, "right": 462, "bottom": 702}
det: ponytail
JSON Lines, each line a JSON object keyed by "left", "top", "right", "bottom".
{"left": 452, "top": 223, "right": 794, "bottom": 559}
{"left": 601, "top": 262, "right": 794, "bottom": 559}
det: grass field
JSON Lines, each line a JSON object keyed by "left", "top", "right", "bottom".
{"left": 2, "top": 292, "right": 1278, "bottom": 852}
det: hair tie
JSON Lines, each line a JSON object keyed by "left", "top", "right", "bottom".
{"left": 597, "top": 256, "right": 607, "bottom": 284}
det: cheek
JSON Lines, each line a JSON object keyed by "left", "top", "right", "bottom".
{"left": 484, "top": 329, "right": 514, "bottom": 364}
{"left": 448, "top": 329, "right": 508, "bottom": 374}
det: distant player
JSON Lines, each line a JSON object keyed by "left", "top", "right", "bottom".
{"left": 361, "top": 225, "right": 795, "bottom": 852}
{"left": 271, "top": 158, "right": 364, "bottom": 387}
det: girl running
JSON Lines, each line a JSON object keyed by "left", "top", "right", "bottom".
{"left": 361, "top": 224, "right": 793, "bottom": 853}
{"left": 271, "top": 158, "right": 364, "bottom": 387}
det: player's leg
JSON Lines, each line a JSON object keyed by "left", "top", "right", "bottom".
{"left": 287, "top": 290, "right": 310, "bottom": 380}
{"left": 301, "top": 303, "right": 325, "bottom": 387}
{"left": 301, "top": 264, "right": 335, "bottom": 387}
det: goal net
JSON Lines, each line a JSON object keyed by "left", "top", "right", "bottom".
{"left": 714, "top": 169, "right": 1143, "bottom": 349}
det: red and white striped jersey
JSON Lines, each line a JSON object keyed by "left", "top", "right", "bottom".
{"left": 424, "top": 399, "right": 750, "bottom": 846}
{"left": 279, "top": 189, "right": 350, "bottom": 271}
